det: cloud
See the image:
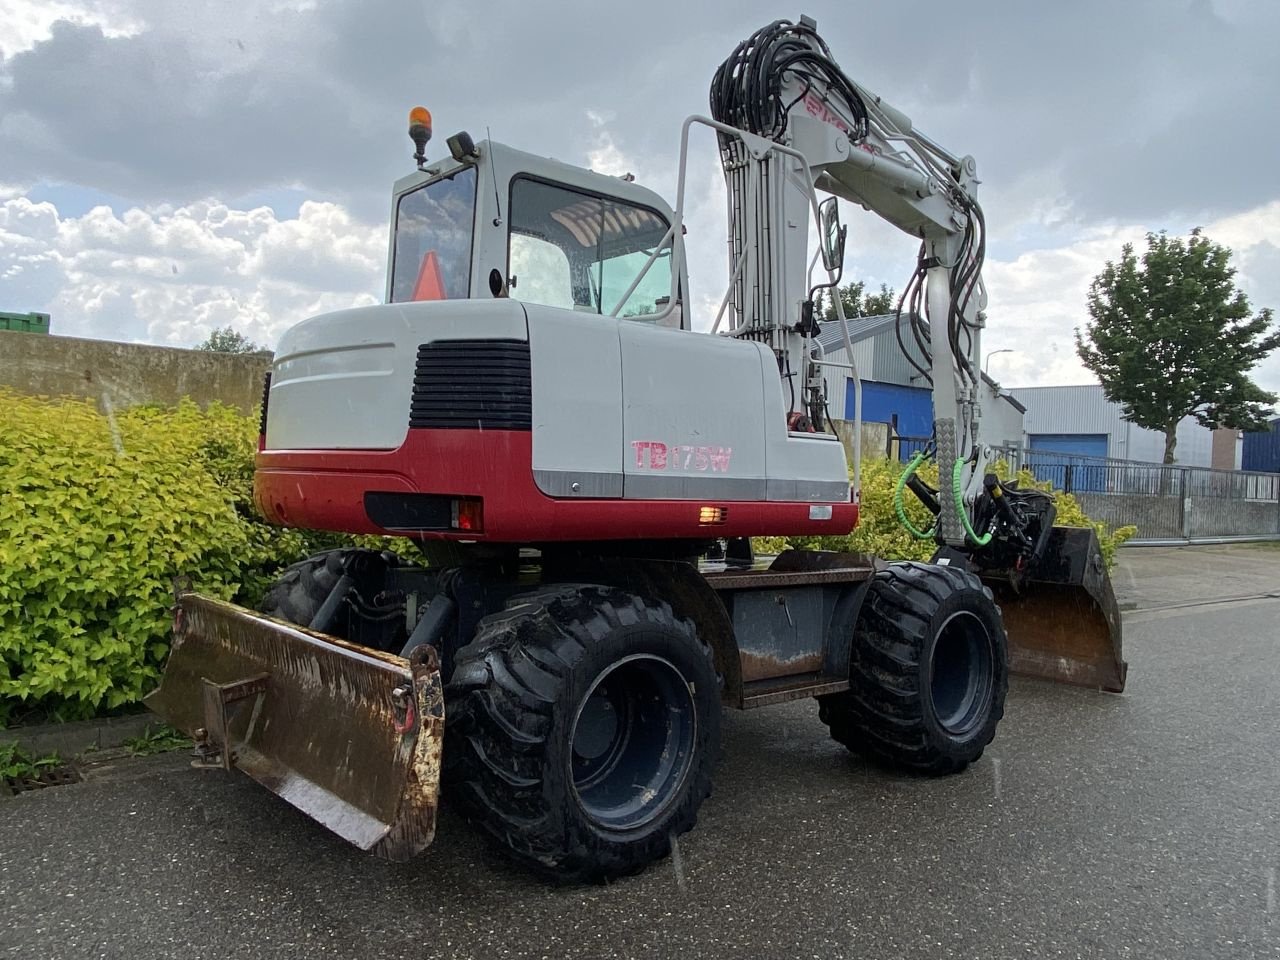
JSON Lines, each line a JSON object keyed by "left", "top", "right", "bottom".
{"left": 0, "top": 0, "right": 139, "bottom": 57}
{"left": 981, "top": 206, "right": 1280, "bottom": 393}
{"left": 3, "top": 0, "right": 1278, "bottom": 397}
{"left": 5, "top": 1, "right": 1276, "bottom": 238}
{"left": 1, "top": 194, "right": 381, "bottom": 348}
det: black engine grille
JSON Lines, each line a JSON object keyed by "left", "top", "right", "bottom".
{"left": 409, "top": 339, "right": 532, "bottom": 430}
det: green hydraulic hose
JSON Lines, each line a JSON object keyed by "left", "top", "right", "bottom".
{"left": 894, "top": 450, "right": 937, "bottom": 540}
{"left": 952, "top": 458, "right": 993, "bottom": 547}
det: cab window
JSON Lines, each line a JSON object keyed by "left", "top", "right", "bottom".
{"left": 390, "top": 167, "right": 477, "bottom": 303}
{"left": 509, "top": 178, "right": 672, "bottom": 318}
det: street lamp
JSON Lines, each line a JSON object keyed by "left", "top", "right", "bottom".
{"left": 983, "top": 348, "right": 1014, "bottom": 375}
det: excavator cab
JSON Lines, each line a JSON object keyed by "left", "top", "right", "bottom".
{"left": 384, "top": 139, "right": 687, "bottom": 325}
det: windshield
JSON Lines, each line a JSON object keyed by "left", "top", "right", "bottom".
{"left": 390, "top": 167, "right": 477, "bottom": 303}
{"left": 508, "top": 177, "right": 672, "bottom": 319}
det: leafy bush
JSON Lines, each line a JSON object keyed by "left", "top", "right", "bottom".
{"left": 753, "top": 457, "right": 940, "bottom": 561}
{"left": 0, "top": 390, "right": 371, "bottom": 726}
{"left": 754, "top": 456, "right": 1136, "bottom": 567}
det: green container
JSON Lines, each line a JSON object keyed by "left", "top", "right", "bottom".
{"left": 0, "top": 311, "right": 51, "bottom": 334}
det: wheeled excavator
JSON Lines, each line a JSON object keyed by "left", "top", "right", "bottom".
{"left": 147, "top": 16, "right": 1125, "bottom": 880}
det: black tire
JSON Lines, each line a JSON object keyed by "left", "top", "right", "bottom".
{"left": 259, "top": 548, "right": 400, "bottom": 628}
{"left": 259, "top": 550, "right": 350, "bottom": 625}
{"left": 818, "top": 561, "right": 1008, "bottom": 775}
{"left": 446, "top": 584, "right": 720, "bottom": 881}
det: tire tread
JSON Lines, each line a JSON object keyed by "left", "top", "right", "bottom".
{"left": 446, "top": 584, "right": 719, "bottom": 880}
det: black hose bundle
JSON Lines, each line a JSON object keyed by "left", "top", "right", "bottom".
{"left": 895, "top": 194, "right": 987, "bottom": 393}
{"left": 710, "top": 19, "right": 868, "bottom": 143}
{"left": 711, "top": 18, "right": 986, "bottom": 402}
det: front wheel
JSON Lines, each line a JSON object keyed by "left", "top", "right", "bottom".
{"left": 819, "top": 561, "right": 1008, "bottom": 774}
{"left": 445, "top": 585, "right": 720, "bottom": 880}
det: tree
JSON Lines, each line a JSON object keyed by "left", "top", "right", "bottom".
{"left": 1076, "top": 229, "right": 1278, "bottom": 465}
{"left": 815, "top": 281, "right": 896, "bottom": 321}
{"left": 195, "top": 326, "right": 263, "bottom": 354}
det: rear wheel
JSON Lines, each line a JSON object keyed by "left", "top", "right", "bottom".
{"left": 446, "top": 584, "right": 720, "bottom": 880}
{"left": 818, "top": 561, "right": 1008, "bottom": 774}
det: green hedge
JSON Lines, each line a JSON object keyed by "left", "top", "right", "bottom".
{"left": 754, "top": 456, "right": 1136, "bottom": 568}
{"left": 0, "top": 390, "right": 358, "bottom": 726}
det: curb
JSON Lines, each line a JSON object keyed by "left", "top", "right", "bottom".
{"left": 0, "top": 713, "right": 158, "bottom": 759}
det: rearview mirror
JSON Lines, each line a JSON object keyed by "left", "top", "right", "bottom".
{"left": 818, "top": 197, "right": 846, "bottom": 273}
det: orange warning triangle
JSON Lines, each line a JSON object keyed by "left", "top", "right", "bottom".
{"left": 412, "top": 250, "right": 447, "bottom": 301}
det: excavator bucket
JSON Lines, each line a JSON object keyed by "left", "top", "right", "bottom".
{"left": 144, "top": 593, "right": 444, "bottom": 860}
{"left": 980, "top": 526, "right": 1127, "bottom": 693}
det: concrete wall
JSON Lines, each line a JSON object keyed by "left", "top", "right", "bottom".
{"left": 831, "top": 418, "right": 890, "bottom": 467}
{"left": 1074, "top": 490, "right": 1280, "bottom": 542}
{"left": 0, "top": 331, "right": 271, "bottom": 414}
{"left": 1073, "top": 492, "right": 1185, "bottom": 541}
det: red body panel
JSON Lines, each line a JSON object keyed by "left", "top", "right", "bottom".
{"left": 255, "top": 429, "right": 858, "bottom": 542}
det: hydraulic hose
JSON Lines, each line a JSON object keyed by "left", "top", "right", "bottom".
{"left": 894, "top": 451, "right": 937, "bottom": 540}
{"left": 952, "top": 458, "right": 993, "bottom": 547}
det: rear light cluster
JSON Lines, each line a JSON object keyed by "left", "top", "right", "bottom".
{"left": 363, "top": 492, "right": 483, "bottom": 534}
{"left": 451, "top": 498, "right": 483, "bottom": 532}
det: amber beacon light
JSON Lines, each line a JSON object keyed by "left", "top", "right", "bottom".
{"left": 408, "top": 106, "right": 433, "bottom": 169}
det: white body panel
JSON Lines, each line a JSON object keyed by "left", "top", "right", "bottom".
{"left": 525, "top": 309, "right": 850, "bottom": 502}
{"left": 527, "top": 304, "right": 624, "bottom": 497}
{"left": 759, "top": 373, "right": 851, "bottom": 501}
{"left": 266, "top": 299, "right": 528, "bottom": 451}
{"left": 619, "top": 322, "right": 769, "bottom": 500}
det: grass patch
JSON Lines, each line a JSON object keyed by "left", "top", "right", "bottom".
{"left": 123, "top": 724, "right": 191, "bottom": 757}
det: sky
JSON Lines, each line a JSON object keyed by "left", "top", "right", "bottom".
{"left": 1, "top": 0, "right": 1278, "bottom": 391}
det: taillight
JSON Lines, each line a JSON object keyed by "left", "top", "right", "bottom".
{"left": 452, "top": 499, "right": 483, "bottom": 532}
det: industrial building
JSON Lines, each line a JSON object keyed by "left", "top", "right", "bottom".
{"left": 1009, "top": 384, "right": 1240, "bottom": 470}
{"left": 817, "top": 313, "right": 1026, "bottom": 450}
{"left": 817, "top": 318, "right": 1245, "bottom": 473}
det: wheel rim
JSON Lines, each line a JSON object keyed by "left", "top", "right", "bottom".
{"left": 928, "top": 611, "right": 995, "bottom": 736}
{"left": 569, "top": 654, "right": 696, "bottom": 831}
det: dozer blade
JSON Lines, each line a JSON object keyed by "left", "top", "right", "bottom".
{"left": 981, "top": 526, "right": 1127, "bottom": 693}
{"left": 144, "top": 593, "right": 444, "bottom": 860}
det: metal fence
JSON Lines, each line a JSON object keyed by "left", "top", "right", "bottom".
{"left": 889, "top": 435, "right": 1280, "bottom": 544}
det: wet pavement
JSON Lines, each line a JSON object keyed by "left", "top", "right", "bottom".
{"left": 3, "top": 546, "right": 1280, "bottom": 959}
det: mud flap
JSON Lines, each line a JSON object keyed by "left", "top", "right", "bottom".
{"left": 974, "top": 526, "right": 1127, "bottom": 693}
{"left": 144, "top": 593, "right": 444, "bottom": 860}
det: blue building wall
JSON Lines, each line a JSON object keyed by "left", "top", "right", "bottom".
{"left": 1027, "top": 433, "right": 1109, "bottom": 492}
{"left": 849, "top": 380, "right": 933, "bottom": 437}
{"left": 1243, "top": 419, "right": 1280, "bottom": 473}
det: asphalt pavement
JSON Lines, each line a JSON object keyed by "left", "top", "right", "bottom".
{"left": 3, "top": 545, "right": 1280, "bottom": 960}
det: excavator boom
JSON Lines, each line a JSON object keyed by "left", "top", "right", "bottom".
{"left": 703, "top": 16, "right": 1126, "bottom": 690}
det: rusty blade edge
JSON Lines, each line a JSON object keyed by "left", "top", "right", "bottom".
{"left": 148, "top": 593, "right": 446, "bottom": 860}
